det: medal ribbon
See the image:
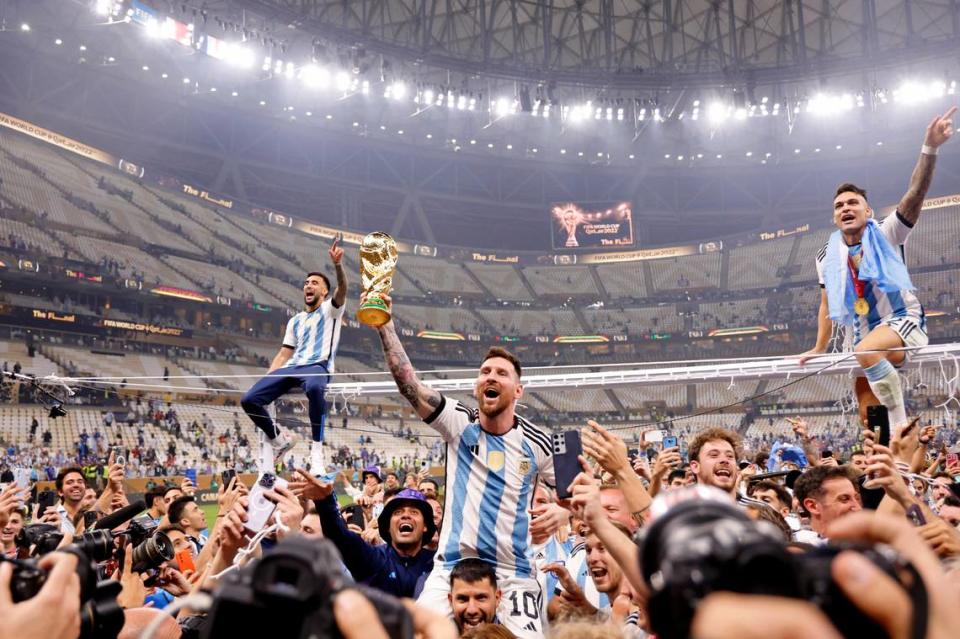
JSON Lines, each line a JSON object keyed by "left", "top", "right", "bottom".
{"left": 847, "top": 255, "right": 866, "bottom": 301}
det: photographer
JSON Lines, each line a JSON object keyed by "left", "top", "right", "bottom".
{"left": 0, "top": 551, "right": 81, "bottom": 639}
{"left": 290, "top": 469, "right": 436, "bottom": 598}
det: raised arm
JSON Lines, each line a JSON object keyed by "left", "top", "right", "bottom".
{"left": 329, "top": 238, "right": 347, "bottom": 308}
{"left": 373, "top": 297, "right": 442, "bottom": 420}
{"left": 268, "top": 346, "right": 293, "bottom": 374}
{"left": 799, "top": 289, "right": 831, "bottom": 365}
{"left": 898, "top": 106, "right": 956, "bottom": 226}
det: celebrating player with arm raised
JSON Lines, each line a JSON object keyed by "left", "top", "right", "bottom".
{"left": 800, "top": 107, "right": 956, "bottom": 427}
{"left": 366, "top": 293, "right": 558, "bottom": 639}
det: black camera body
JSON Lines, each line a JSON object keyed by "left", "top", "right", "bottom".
{"left": 8, "top": 544, "right": 124, "bottom": 639}
{"left": 15, "top": 523, "right": 65, "bottom": 556}
{"left": 638, "top": 498, "right": 925, "bottom": 639}
{"left": 202, "top": 537, "right": 413, "bottom": 639}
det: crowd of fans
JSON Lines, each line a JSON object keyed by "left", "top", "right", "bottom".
{"left": 1, "top": 395, "right": 959, "bottom": 638}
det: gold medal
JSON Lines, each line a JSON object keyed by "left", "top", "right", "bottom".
{"left": 854, "top": 297, "right": 869, "bottom": 316}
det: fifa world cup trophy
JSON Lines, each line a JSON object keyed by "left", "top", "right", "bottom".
{"left": 357, "top": 232, "right": 399, "bottom": 327}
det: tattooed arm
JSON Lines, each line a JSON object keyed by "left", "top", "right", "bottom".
{"left": 376, "top": 317, "right": 442, "bottom": 420}
{"left": 329, "top": 238, "right": 347, "bottom": 308}
{"left": 899, "top": 106, "right": 956, "bottom": 225}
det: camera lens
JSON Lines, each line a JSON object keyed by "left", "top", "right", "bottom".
{"left": 76, "top": 529, "right": 115, "bottom": 563}
{"left": 131, "top": 531, "right": 174, "bottom": 573}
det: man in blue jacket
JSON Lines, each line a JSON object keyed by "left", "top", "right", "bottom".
{"left": 290, "top": 470, "right": 436, "bottom": 598}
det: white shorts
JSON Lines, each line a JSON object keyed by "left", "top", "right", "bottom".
{"left": 417, "top": 564, "right": 546, "bottom": 639}
{"left": 883, "top": 316, "right": 929, "bottom": 367}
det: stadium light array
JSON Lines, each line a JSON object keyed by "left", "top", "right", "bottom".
{"left": 892, "top": 79, "right": 955, "bottom": 104}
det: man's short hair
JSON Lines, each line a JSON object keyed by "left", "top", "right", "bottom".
{"left": 688, "top": 428, "right": 742, "bottom": 463}
{"left": 383, "top": 486, "right": 402, "bottom": 501}
{"left": 934, "top": 472, "right": 953, "bottom": 482}
{"left": 748, "top": 480, "right": 792, "bottom": 509}
{"left": 835, "top": 183, "right": 868, "bottom": 202}
{"left": 146, "top": 487, "right": 166, "bottom": 507}
{"left": 666, "top": 469, "right": 686, "bottom": 484}
{"left": 164, "top": 524, "right": 187, "bottom": 535}
{"left": 943, "top": 495, "right": 960, "bottom": 508}
{"left": 481, "top": 347, "right": 521, "bottom": 379}
{"left": 163, "top": 485, "right": 182, "bottom": 498}
{"left": 167, "top": 496, "right": 195, "bottom": 526}
{"left": 55, "top": 466, "right": 85, "bottom": 492}
{"left": 793, "top": 466, "right": 858, "bottom": 506}
{"left": 305, "top": 271, "right": 331, "bottom": 291}
{"left": 450, "top": 558, "right": 498, "bottom": 589}
{"left": 419, "top": 478, "right": 438, "bottom": 491}
{"left": 745, "top": 502, "right": 792, "bottom": 541}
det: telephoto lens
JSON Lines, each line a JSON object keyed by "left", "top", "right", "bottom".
{"left": 130, "top": 530, "right": 174, "bottom": 573}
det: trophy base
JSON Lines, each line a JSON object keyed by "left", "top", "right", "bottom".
{"left": 357, "top": 299, "right": 391, "bottom": 327}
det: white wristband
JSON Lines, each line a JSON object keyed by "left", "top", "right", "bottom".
{"left": 921, "top": 144, "right": 939, "bottom": 156}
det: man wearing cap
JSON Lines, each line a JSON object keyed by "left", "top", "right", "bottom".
{"left": 292, "top": 470, "right": 436, "bottom": 598}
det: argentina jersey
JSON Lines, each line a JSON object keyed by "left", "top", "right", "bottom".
{"left": 560, "top": 542, "right": 610, "bottom": 610}
{"left": 282, "top": 299, "right": 345, "bottom": 370}
{"left": 533, "top": 535, "right": 570, "bottom": 618}
{"left": 816, "top": 211, "right": 924, "bottom": 345}
{"left": 424, "top": 396, "right": 555, "bottom": 579}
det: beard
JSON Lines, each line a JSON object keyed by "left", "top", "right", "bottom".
{"left": 477, "top": 394, "right": 511, "bottom": 418}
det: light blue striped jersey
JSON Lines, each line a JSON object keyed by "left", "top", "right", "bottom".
{"left": 816, "top": 212, "right": 924, "bottom": 345}
{"left": 425, "top": 396, "right": 555, "bottom": 579}
{"left": 533, "top": 535, "right": 570, "bottom": 617}
{"left": 561, "top": 542, "right": 611, "bottom": 610}
{"left": 282, "top": 299, "right": 345, "bottom": 370}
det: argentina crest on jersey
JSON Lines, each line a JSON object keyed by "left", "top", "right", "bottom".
{"left": 518, "top": 457, "right": 531, "bottom": 476}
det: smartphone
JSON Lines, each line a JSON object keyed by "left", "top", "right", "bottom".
{"left": 175, "top": 547, "right": 197, "bottom": 574}
{"left": 13, "top": 467, "right": 31, "bottom": 489}
{"left": 342, "top": 504, "right": 365, "bottom": 529}
{"left": 627, "top": 448, "right": 639, "bottom": 459}
{"left": 552, "top": 431, "right": 583, "bottom": 500}
{"left": 221, "top": 469, "right": 237, "bottom": 486}
{"left": 821, "top": 450, "right": 833, "bottom": 459}
{"left": 857, "top": 474, "right": 886, "bottom": 510}
{"left": 245, "top": 473, "right": 289, "bottom": 533}
{"left": 662, "top": 436, "right": 678, "bottom": 450}
{"left": 947, "top": 451, "right": 959, "bottom": 467}
{"left": 184, "top": 468, "right": 198, "bottom": 486}
{"left": 37, "top": 489, "right": 57, "bottom": 513}
{"left": 645, "top": 448, "right": 658, "bottom": 462}
{"left": 905, "top": 504, "right": 927, "bottom": 527}
{"left": 866, "top": 405, "right": 890, "bottom": 448}
{"left": 645, "top": 430, "right": 665, "bottom": 444}
{"left": 83, "top": 511, "right": 99, "bottom": 528}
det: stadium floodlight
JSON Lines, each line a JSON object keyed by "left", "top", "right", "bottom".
{"left": 707, "top": 101, "right": 730, "bottom": 124}
{"left": 422, "top": 88, "right": 435, "bottom": 105}
{"left": 893, "top": 79, "right": 947, "bottom": 104}
{"left": 457, "top": 94, "right": 467, "bottom": 110}
{"left": 335, "top": 71, "right": 351, "bottom": 92}
{"left": 55, "top": 38, "right": 63, "bottom": 45}
{"left": 806, "top": 92, "right": 854, "bottom": 116}
{"left": 262, "top": 56, "right": 271, "bottom": 72}
{"left": 20, "top": 23, "right": 30, "bottom": 32}
{"left": 224, "top": 43, "right": 255, "bottom": 69}
{"left": 385, "top": 81, "right": 406, "bottom": 100}
{"left": 468, "top": 97, "right": 476, "bottom": 111}
{"left": 361, "top": 80, "right": 370, "bottom": 95}
{"left": 493, "top": 97, "right": 514, "bottom": 116}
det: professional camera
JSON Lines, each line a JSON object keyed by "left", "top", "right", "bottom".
{"left": 202, "top": 536, "right": 413, "bottom": 639}
{"left": 15, "top": 523, "right": 64, "bottom": 556}
{"left": 637, "top": 493, "right": 927, "bottom": 639}
{"left": 5, "top": 543, "right": 124, "bottom": 639}
{"left": 123, "top": 518, "right": 174, "bottom": 573}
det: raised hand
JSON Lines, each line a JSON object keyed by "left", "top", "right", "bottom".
{"left": 924, "top": 106, "right": 957, "bottom": 148}
{"left": 329, "top": 237, "right": 344, "bottom": 265}
{"left": 289, "top": 468, "right": 334, "bottom": 501}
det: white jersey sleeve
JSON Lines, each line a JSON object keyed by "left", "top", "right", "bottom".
{"left": 880, "top": 211, "right": 913, "bottom": 248}
{"left": 281, "top": 316, "right": 297, "bottom": 349}
{"left": 323, "top": 297, "right": 346, "bottom": 320}
{"left": 423, "top": 395, "right": 473, "bottom": 444}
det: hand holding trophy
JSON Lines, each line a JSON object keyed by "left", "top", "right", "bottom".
{"left": 357, "top": 231, "right": 399, "bottom": 326}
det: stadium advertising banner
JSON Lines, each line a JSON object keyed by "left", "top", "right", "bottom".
{"left": 550, "top": 202, "right": 634, "bottom": 250}
{"left": 101, "top": 318, "right": 190, "bottom": 337}
{"left": 578, "top": 244, "right": 697, "bottom": 264}
{"left": 0, "top": 112, "right": 118, "bottom": 166}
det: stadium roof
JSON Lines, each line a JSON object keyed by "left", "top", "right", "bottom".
{"left": 234, "top": 0, "right": 960, "bottom": 89}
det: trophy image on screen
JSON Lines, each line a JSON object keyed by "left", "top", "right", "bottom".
{"left": 554, "top": 204, "right": 584, "bottom": 247}
{"left": 357, "top": 231, "right": 399, "bottom": 327}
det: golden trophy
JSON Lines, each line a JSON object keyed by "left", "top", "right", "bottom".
{"left": 554, "top": 204, "right": 583, "bottom": 247}
{"left": 357, "top": 231, "right": 399, "bottom": 326}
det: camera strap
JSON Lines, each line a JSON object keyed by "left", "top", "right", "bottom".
{"left": 209, "top": 511, "right": 289, "bottom": 581}
{"left": 903, "top": 561, "right": 929, "bottom": 639}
